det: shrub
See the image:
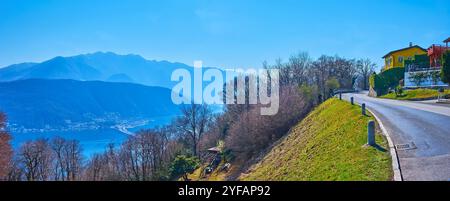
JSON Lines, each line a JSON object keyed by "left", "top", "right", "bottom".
{"left": 429, "top": 71, "right": 441, "bottom": 85}
{"left": 370, "top": 67, "right": 405, "bottom": 96}
{"left": 222, "top": 149, "right": 235, "bottom": 163}
{"left": 326, "top": 77, "right": 340, "bottom": 96}
{"left": 299, "top": 84, "right": 319, "bottom": 105}
{"left": 405, "top": 54, "right": 430, "bottom": 71}
{"left": 409, "top": 71, "right": 428, "bottom": 87}
{"left": 169, "top": 155, "right": 200, "bottom": 181}
{"left": 395, "top": 85, "right": 403, "bottom": 97}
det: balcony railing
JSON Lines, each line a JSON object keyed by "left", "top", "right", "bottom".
{"left": 406, "top": 65, "right": 441, "bottom": 72}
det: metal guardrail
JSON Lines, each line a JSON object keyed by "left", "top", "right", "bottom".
{"left": 333, "top": 89, "right": 357, "bottom": 95}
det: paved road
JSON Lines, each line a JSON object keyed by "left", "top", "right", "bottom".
{"left": 342, "top": 92, "right": 450, "bottom": 181}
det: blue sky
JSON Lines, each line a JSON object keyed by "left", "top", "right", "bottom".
{"left": 1, "top": 0, "right": 449, "bottom": 70}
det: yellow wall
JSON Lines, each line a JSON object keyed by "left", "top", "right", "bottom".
{"left": 383, "top": 47, "right": 427, "bottom": 70}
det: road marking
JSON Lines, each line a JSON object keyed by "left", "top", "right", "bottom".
{"left": 395, "top": 142, "right": 417, "bottom": 151}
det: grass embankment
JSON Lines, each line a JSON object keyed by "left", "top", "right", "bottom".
{"left": 240, "top": 98, "right": 392, "bottom": 181}
{"left": 381, "top": 88, "right": 450, "bottom": 100}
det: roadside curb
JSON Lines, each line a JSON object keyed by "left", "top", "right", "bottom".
{"left": 367, "top": 108, "right": 403, "bottom": 181}
{"left": 340, "top": 97, "right": 403, "bottom": 181}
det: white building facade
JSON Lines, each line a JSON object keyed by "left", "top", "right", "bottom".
{"left": 404, "top": 68, "right": 449, "bottom": 88}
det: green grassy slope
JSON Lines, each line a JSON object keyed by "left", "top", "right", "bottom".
{"left": 240, "top": 98, "right": 392, "bottom": 181}
{"left": 381, "top": 88, "right": 450, "bottom": 100}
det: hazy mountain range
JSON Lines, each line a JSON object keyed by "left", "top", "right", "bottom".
{"left": 0, "top": 52, "right": 196, "bottom": 88}
{"left": 0, "top": 52, "right": 221, "bottom": 131}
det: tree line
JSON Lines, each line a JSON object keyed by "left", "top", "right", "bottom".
{"left": 0, "top": 52, "right": 377, "bottom": 181}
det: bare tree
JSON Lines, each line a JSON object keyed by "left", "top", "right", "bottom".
{"left": 0, "top": 113, "right": 12, "bottom": 180}
{"left": 84, "top": 153, "right": 104, "bottom": 181}
{"left": 226, "top": 85, "right": 311, "bottom": 160}
{"left": 63, "top": 140, "right": 83, "bottom": 180}
{"left": 7, "top": 158, "right": 24, "bottom": 181}
{"left": 84, "top": 144, "right": 121, "bottom": 181}
{"left": 48, "top": 137, "right": 83, "bottom": 181}
{"left": 18, "top": 139, "right": 54, "bottom": 181}
{"left": 266, "top": 52, "right": 312, "bottom": 87}
{"left": 50, "top": 137, "right": 65, "bottom": 181}
{"left": 356, "top": 59, "right": 376, "bottom": 90}
{"left": 289, "top": 52, "right": 311, "bottom": 86}
{"left": 103, "top": 143, "right": 121, "bottom": 180}
{"left": 177, "top": 104, "right": 212, "bottom": 157}
{"left": 83, "top": 127, "right": 180, "bottom": 181}
{"left": 310, "top": 55, "right": 332, "bottom": 102}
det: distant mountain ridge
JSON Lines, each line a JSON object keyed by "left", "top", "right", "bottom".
{"left": 0, "top": 52, "right": 197, "bottom": 88}
{"left": 0, "top": 79, "right": 181, "bottom": 129}
{"left": 0, "top": 52, "right": 225, "bottom": 132}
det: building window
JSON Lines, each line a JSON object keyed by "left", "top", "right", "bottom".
{"left": 398, "top": 56, "right": 404, "bottom": 64}
{"left": 386, "top": 58, "right": 392, "bottom": 66}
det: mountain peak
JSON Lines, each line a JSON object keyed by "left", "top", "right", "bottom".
{"left": 0, "top": 52, "right": 195, "bottom": 88}
{"left": 81, "top": 51, "right": 142, "bottom": 59}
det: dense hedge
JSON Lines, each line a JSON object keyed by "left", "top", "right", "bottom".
{"left": 442, "top": 51, "right": 450, "bottom": 84}
{"left": 370, "top": 67, "right": 405, "bottom": 96}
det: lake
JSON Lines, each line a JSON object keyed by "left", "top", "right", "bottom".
{"left": 10, "top": 115, "right": 177, "bottom": 158}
